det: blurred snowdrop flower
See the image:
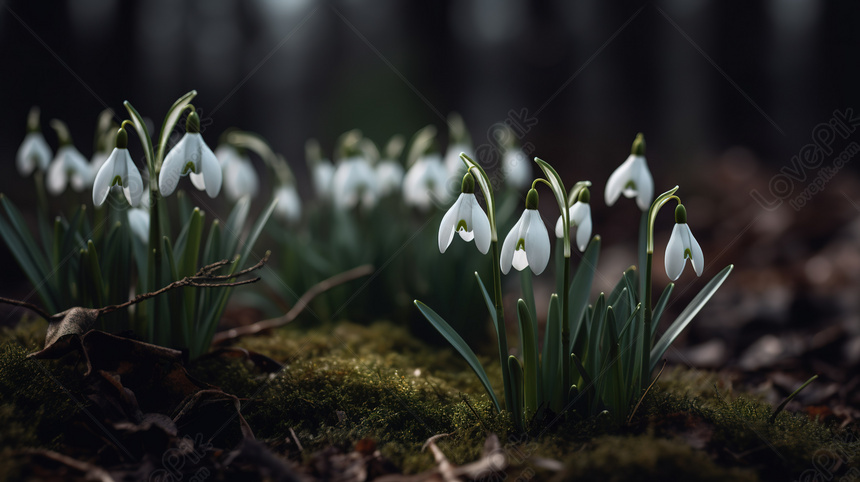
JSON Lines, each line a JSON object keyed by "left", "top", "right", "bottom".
{"left": 159, "top": 112, "right": 222, "bottom": 198}
{"left": 403, "top": 154, "right": 449, "bottom": 210}
{"left": 501, "top": 149, "right": 531, "bottom": 190}
{"left": 444, "top": 113, "right": 472, "bottom": 177}
{"left": 375, "top": 159, "right": 404, "bottom": 197}
{"left": 501, "top": 188, "right": 550, "bottom": 275}
{"left": 47, "top": 145, "right": 92, "bottom": 194}
{"left": 92, "top": 128, "right": 144, "bottom": 207}
{"left": 445, "top": 143, "right": 471, "bottom": 178}
{"left": 16, "top": 107, "right": 52, "bottom": 176}
{"left": 375, "top": 135, "right": 406, "bottom": 197}
{"left": 127, "top": 206, "right": 150, "bottom": 243}
{"left": 438, "top": 172, "right": 490, "bottom": 254}
{"left": 554, "top": 187, "right": 592, "bottom": 252}
{"left": 216, "top": 144, "right": 259, "bottom": 201}
{"left": 664, "top": 204, "right": 704, "bottom": 281}
{"left": 273, "top": 184, "right": 302, "bottom": 223}
{"left": 332, "top": 156, "right": 377, "bottom": 210}
{"left": 305, "top": 139, "right": 335, "bottom": 199}
{"left": 605, "top": 133, "right": 653, "bottom": 211}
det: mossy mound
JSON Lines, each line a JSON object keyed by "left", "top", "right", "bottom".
{"left": 0, "top": 318, "right": 857, "bottom": 480}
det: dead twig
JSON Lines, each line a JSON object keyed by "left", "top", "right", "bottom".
{"left": 0, "top": 296, "right": 52, "bottom": 320}
{"left": 211, "top": 264, "right": 374, "bottom": 345}
{"left": 100, "top": 253, "right": 270, "bottom": 316}
{"left": 627, "top": 359, "right": 667, "bottom": 425}
{"left": 0, "top": 253, "right": 270, "bottom": 321}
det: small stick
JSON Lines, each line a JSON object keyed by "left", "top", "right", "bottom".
{"left": 627, "top": 359, "right": 667, "bottom": 425}
{"left": 211, "top": 264, "right": 374, "bottom": 344}
{"left": 0, "top": 296, "right": 52, "bottom": 320}
{"left": 100, "top": 253, "right": 269, "bottom": 315}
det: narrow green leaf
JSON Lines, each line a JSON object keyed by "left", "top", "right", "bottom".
{"left": 85, "top": 240, "right": 105, "bottom": 308}
{"left": 650, "top": 265, "right": 733, "bottom": 371}
{"left": 520, "top": 269, "right": 537, "bottom": 342}
{"left": 508, "top": 356, "right": 525, "bottom": 431}
{"left": 517, "top": 299, "right": 540, "bottom": 418}
{"left": 414, "top": 300, "right": 500, "bottom": 412}
{"left": 222, "top": 196, "right": 250, "bottom": 257}
{"left": 474, "top": 272, "right": 498, "bottom": 326}
{"left": 651, "top": 283, "right": 675, "bottom": 336}
{"left": 541, "top": 294, "right": 561, "bottom": 411}
{"left": 568, "top": 235, "right": 601, "bottom": 353}
{"left": 238, "top": 198, "right": 277, "bottom": 269}
{"left": 533, "top": 157, "right": 570, "bottom": 256}
{"left": 122, "top": 101, "right": 156, "bottom": 169}
{"left": 1, "top": 195, "right": 51, "bottom": 279}
{"left": 156, "top": 90, "right": 197, "bottom": 165}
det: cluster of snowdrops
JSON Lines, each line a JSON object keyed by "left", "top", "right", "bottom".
{"left": 7, "top": 91, "right": 731, "bottom": 426}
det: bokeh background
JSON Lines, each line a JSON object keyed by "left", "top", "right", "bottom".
{"left": 1, "top": 0, "right": 859, "bottom": 409}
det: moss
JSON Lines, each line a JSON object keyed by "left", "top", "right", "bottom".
{"left": 553, "top": 434, "right": 759, "bottom": 482}
{"left": 1, "top": 318, "right": 858, "bottom": 479}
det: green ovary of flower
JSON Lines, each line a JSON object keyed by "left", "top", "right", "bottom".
{"left": 182, "top": 161, "right": 197, "bottom": 175}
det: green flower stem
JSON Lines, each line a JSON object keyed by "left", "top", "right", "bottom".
{"left": 491, "top": 239, "right": 513, "bottom": 412}
{"left": 642, "top": 186, "right": 680, "bottom": 388}
{"left": 561, "top": 251, "right": 571, "bottom": 403}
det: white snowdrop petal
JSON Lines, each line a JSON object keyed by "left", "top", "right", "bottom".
{"left": 524, "top": 210, "right": 550, "bottom": 275}
{"left": 438, "top": 194, "right": 463, "bottom": 253}
{"left": 471, "top": 196, "right": 491, "bottom": 254}
{"left": 92, "top": 149, "right": 119, "bottom": 207}
{"left": 664, "top": 223, "right": 686, "bottom": 281}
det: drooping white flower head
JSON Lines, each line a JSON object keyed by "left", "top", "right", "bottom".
{"left": 92, "top": 128, "right": 144, "bottom": 207}
{"left": 403, "top": 153, "right": 450, "bottom": 210}
{"left": 16, "top": 107, "right": 52, "bottom": 176}
{"left": 502, "top": 149, "right": 531, "bottom": 191}
{"left": 375, "top": 159, "right": 404, "bottom": 197}
{"left": 664, "top": 204, "right": 704, "bottom": 281}
{"left": 159, "top": 112, "right": 222, "bottom": 198}
{"left": 216, "top": 144, "right": 259, "bottom": 201}
{"left": 47, "top": 145, "right": 93, "bottom": 195}
{"left": 332, "top": 155, "right": 377, "bottom": 210}
{"left": 554, "top": 188, "right": 592, "bottom": 252}
{"left": 273, "top": 184, "right": 302, "bottom": 223}
{"left": 605, "top": 133, "right": 653, "bottom": 211}
{"left": 501, "top": 189, "right": 551, "bottom": 275}
{"left": 311, "top": 159, "right": 335, "bottom": 199}
{"left": 127, "top": 206, "right": 150, "bottom": 243}
{"left": 438, "top": 173, "right": 491, "bottom": 254}
{"left": 90, "top": 152, "right": 110, "bottom": 182}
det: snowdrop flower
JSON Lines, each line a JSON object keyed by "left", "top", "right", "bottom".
{"left": 311, "top": 159, "right": 335, "bottom": 199}
{"left": 501, "top": 149, "right": 531, "bottom": 190}
{"left": 127, "top": 207, "right": 149, "bottom": 243}
{"left": 216, "top": 144, "right": 259, "bottom": 201}
{"left": 403, "top": 153, "right": 449, "bottom": 210}
{"left": 159, "top": 112, "right": 222, "bottom": 198}
{"left": 273, "top": 184, "right": 302, "bottom": 223}
{"left": 605, "top": 133, "right": 653, "bottom": 211}
{"left": 445, "top": 143, "right": 470, "bottom": 178}
{"left": 501, "top": 189, "right": 550, "bottom": 275}
{"left": 16, "top": 107, "right": 52, "bottom": 176}
{"left": 664, "top": 204, "right": 703, "bottom": 281}
{"left": 554, "top": 188, "right": 592, "bottom": 252}
{"left": 332, "top": 155, "right": 377, "bottom": 209}
{"left": 46, "top": 144, "right": 92, "bottom": 195}
{"left": 438, "top": 172, "right": 490, "bottom": 254}
{"left": 375, "top": 159, "right": 404, "bottom": 197}
{"left": 92, "top": 128, "right": 144, "bottom": 207}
